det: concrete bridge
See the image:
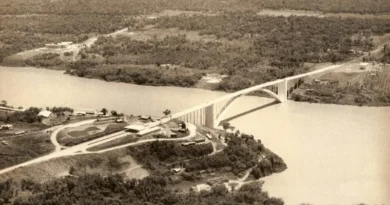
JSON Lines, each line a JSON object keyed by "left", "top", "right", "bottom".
{"left": 169, "top": 64, "right": 342, "bottom": 128}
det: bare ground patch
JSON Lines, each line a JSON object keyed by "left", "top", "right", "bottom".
{"left": 0, "top": 148, "right": 147, "bottom": 183}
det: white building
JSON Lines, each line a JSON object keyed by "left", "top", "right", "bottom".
{"left": 38, "top": 110, "right": 53, "bottom": 118}
{"left": 0, "top": 124, "right": 13, "bottom": 130}
{"left": 74, "top": 108, "right": 98, "bottom": 115}
{"left": 124, "top": 124, "right": 146, "bottom": 133}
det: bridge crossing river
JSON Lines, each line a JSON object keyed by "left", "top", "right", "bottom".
{"left": 171, "top": 64, "right": 341, "bottom": 128}
{"left": 0, "top": 64, "right": 389, "bottom": 205}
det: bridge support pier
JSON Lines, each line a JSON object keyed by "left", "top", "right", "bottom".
{"left": 205, "top": 104, "right": 216, "bottom": 128}
{"left": 277, "top": 79, "right": 288, "bottom": 102}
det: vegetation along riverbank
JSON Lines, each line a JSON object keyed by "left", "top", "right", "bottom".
{"left": 1, "top": 0, "right": 390, "bottom": 102}
{"left": 0, "top": 101, "right": 286, "bottom": 204}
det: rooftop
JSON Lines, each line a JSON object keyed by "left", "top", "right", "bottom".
{"left": 38, "top": 110, "right": 52, "bottom": 118}
{"left": 124, "top": 124, "right": 146, "bottom": 132}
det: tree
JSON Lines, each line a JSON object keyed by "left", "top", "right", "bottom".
{"left": 163, "top": 109, "right": 171, "bottom": 117}
{"left": 222, "top": 122, "right": 230, "bottom": 131}
{"left": 69, "top": 166, "right": 76, "bottom": 175}
{"left": 101, "top": 108, "right": 108, "bottom": 115}
{"left": 111, "top": 110, "right": 118, "bottom": 116}
{"left": 181, "top": 121, "right": 186, "bottom": 129}
{"left": 1, "top": 100, "right": 7, "bottom": 106}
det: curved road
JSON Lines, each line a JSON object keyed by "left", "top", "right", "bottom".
{"left": 0, "top": 120, "right": 197, "bottom": 176}
{"left": 50, "top": 119, "right": 96, "bottom": 151}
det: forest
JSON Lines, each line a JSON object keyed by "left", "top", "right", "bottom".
{"left": 0, "top": 107, "right": 73, "bottom": 124}
{"left": 127, "top": 131, "right": 286, "bottom": 180}
{"left": 184, "top": 133, "right": 286, "bottom": 178}
{"left": 63, "top": 13, "right": 390, "bottom": 91}
{"left": 1, "top": 0, "right": 390, "bottom": 91}
{"left": 1, "top": 0, "right": 389, "bottom": 15}
{"left": 0, "top": 174, "right": 283, "bottom": 205}
{"left": 0, "top": 129, "right": 286, "bottom": 204}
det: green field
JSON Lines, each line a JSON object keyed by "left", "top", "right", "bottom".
{"left": 87, "top": 134, "right": 138, "bottom": 152}
{"left": 0, "top": 132, "right": 54, "bottom": 169}
{"left": 58, "top": 123, "right": 128, "bottom": 146}
{"left": 67, "top": 126, "right": 100, "bottom": 138}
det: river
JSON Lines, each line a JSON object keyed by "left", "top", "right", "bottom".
{"left": 1, "top": 66, "right": 389, "bottom": 205}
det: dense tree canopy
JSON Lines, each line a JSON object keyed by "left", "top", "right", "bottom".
{"left": 0, "top": 175, "right": 284, "bottom": 205}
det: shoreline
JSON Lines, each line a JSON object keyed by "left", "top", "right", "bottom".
{"left": 2, "top": 64, "right": 390, "bottom": 108}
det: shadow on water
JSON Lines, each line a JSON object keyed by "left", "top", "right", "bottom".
{"left": 218, "top": 100, "right": 279, "bottom": 126}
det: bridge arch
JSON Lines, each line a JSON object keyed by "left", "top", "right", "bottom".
{"left": 215, "top": 88, "right": 281, "bottom": 127}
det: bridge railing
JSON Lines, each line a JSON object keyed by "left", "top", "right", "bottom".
{"left": 167, "top": 64, "right": 343, "bottom": 126}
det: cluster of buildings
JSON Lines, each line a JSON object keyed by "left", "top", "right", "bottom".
{"left": 181, "top": 136, "right": 207, "bottom": 146}
{"left": 124, "top": 124, "right": 162, "bottom": 137}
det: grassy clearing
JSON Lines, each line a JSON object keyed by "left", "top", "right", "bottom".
{"left": 58, "top": 122, "right": 128, "bottom": 146}
{"left": 0, "top": 148, "right": 145, "bottom": 183}
{"left": 0, "top": 132, "right": 54, "bottom": 169}
{"left": 87, "top": 134, "right": 138, "bottom": 152}
{"left": 67, "top": 126, "right": 100, "bottom": 138}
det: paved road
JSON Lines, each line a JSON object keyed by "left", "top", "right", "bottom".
{"left": 0, "top": 120, "right": 197, "bottom": 175}
{"left": 93, "top": 123, "right": 197, "bottom": 153}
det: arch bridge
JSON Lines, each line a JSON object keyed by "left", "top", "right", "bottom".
{"left": 169, "top": 64, "right": 341, "bottom": 128}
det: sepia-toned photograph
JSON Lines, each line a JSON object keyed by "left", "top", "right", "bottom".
{"left": 0, "top": 0, "right": 389, "bottom": 204}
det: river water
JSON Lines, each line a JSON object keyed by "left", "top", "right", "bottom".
{"left": 1, "top": 66, "right": 389, "bottom": 205}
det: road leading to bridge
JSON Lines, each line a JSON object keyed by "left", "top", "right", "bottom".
{"left": 0, "top": 119, "right": 196, "bottom": 175}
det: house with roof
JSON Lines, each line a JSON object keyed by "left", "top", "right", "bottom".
{"left": 37, "top": 110, "right": 53, "bottom": 118}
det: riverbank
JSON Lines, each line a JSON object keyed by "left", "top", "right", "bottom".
{"left": 290, "top": 62, "right": 390, "bottom": 106}
{"left": 1, "top": 64, "right": 389, "bottom": 204}
{"left": 3, "top": 7, "right": 390, "bottom": 95}
{"left": 0, "top": 102, "right": 287, "bottom": 204}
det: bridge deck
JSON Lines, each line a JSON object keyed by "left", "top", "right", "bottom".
{"left": 163, "top": 63, "right": 342, "bottom": 127}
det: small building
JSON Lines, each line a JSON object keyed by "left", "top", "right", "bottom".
{"left": 115, "top": 118, "right": 124, "bottom": 123}
{"left": 305, "top": 89, "right": 315, "bottom": 95}
{"left": 181, "top": 141, "right": 195, "bottom": 146}
{"left": 14, "top": 131, "right": 25, "bottom": 135}
{"left": 38, "top": 110, "right": 53, "bottom": 118}
{"left": 0, "top": 124, "right": 13, "bottom": 130}
{"left": 2, "top": 140, "right": 8, "bottom": 145}
{"left": 74, "top": 109, "right": 98, "bottom": 115}
{"left": 192, "top": 184, "right": 211, "bottom": 192}
{"left": 172, "top": 167, "right": 183, "bottom": 174}
{"left": 205, "top": 134, "right": 213, "bottom": 140}
{"left": 139, "top": 115, "right": 151, "bottom": 121}
{"left": 369, "top": 72, "right": 377, "bottom": 77}
{"left": 136, "top": 127, "right": 161, "bottom": 137}
{"left": 360, "top": 62, "right": 369, "bottom": 70}
{"left": 313, "top": 79, "right": 321, "bottom": 84}
{"left": 170, "top": 133, "right": 178, "bottom": 138}
{"left": 194, "top": 137, "right": 206, "bottom": 143}
{"left": 73, "top": 111, "right": 87, "bottom": 116}
{"left": 125, "top": 125, "right": 146, "bottom": 133}
{"left": 160, "top": 64, "right": 172, "bottom": 69}
{"left": 319, "top": 80, "right": 330, "bottom": 86}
